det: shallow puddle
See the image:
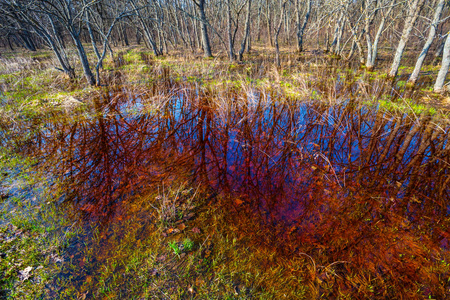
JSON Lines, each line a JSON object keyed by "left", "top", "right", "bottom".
{"left": 2, "top": 85, "right": 450, "bottom": 296}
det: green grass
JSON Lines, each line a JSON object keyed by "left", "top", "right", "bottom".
{"left": 1, "top": 46, "right": 449, "bottom": 299}
{"left": 5, "top": 46, "right": 445, "bottom": 118}
{"left": 378, "top": 97, "right": 437, "bottom": 116}
{"left": 0, "top": 129, "right": 311, "bottom": 298}
{"left": 50, "top": 185, "right": 311, "bottom": 299}
{"left": 0, "top": 149, "right": 80, "bottom": 299}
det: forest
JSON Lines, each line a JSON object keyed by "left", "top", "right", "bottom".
{"left": 0, "top": 0, "right": 450, "bottom": 299}
{"left": 1, "top": 0, "right": 450, "bottom": 90}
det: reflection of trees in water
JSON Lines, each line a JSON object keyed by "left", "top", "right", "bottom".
{"left": 26, "top": 92, "right": 449, "bottom": 223}
{"left": 18, "top": 90, "right": 450, "bottom": 290}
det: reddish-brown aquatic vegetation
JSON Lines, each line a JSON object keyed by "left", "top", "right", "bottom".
{"left": 4, "top": 79, "right": 448, "bottom": 298}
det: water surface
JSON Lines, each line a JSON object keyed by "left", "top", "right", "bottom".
{"left": 2, "top": 86, "right": 450, "bottom": 293}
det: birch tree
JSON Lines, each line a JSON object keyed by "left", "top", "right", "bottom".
{"left": 388, "top": 0, "right": 426, "bottom": 78}
{"left": 365, "top": 0, "right": 396, "bottom": 70}
{"left": 408, "top": 0, "right": 446, "bottom": 86}
{"left": 434, "top": 31, "right": 450, "bottom": 92}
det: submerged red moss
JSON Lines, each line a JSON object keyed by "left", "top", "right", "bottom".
{"left": 5, "top": 84, "right": 450, "bottom": 298}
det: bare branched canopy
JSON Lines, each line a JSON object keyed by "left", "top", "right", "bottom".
{"left": 0, "top": 0, "right": 449, "bottom": 89}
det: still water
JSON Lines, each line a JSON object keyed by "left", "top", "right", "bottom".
{"left": 2, "top": 85, "right": 449, "bottom": 295}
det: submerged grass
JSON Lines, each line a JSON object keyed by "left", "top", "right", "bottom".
{"left": 0, "top": 124, "right": 312, "bottom": 298}
{"left": 0, "top": 148, "right": 81, "bottom": 299}
{"left": 1, "top": 46, "right": 450, "bottom": 299}
{"left": 54, "top": 183, "right": 311, "bottom": 299}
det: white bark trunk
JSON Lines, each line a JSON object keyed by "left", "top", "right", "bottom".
{"left": 226, "top": 0, "right": 234, "bottom": 60}
{"left": 367, "top": 0, "right": 395, "bottom": 69}
{"left": 388, "top": 0, "right": 425, "bottom": 78}
{"left": 408, "top": 0, "right": 445, "bottom": 86}
{"left": 434, "top": 32, "right": 450, "bottom": 93}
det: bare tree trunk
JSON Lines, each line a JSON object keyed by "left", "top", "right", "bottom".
{"left": 344, "top": 14, "right": 364, "bottom": 65}
{"left": 325, "top": 26, "right": 330, "bottom": 52}
{"left": 136, "top": 28, "right": 141, "bottom": 45}
{"left": 330, "top": 10, "right": 345, "bottom": 55}
{"left": 346, "top": 40, "right": 357, "bottom": 61}
{"left": 433, "top": 36, "right": 445, "bottom": 64}
{"left": 265, "top": 0, "right": 273, "bottom": 47}
{"left": 171, "top": 7, "right": 183, "bottom": 47}
{"left": 154, "top": 0, "right": 166, "bottom": 54}
{"left": 408, "top": 0, "right": 445, "bottom": 86}
{"left": 296, "top": 0, "right": 311, "bottom": 52}
{"left": 226, "top": 0, "right": 234, "bottom": 60}
{"left": 366, "top": 0, "right": 395, "bottom": 71}
{"left": 194, "top": 0, "right": 212, "bottom": 57}
{"left": 257, "top": 3, "right": 262, "bottom": 42}
{"left": 7, "top": 35, "right": 14, "bottom": 51}
{"left": 192, "top": 7, "right": 201, "bottom": 50}
{"left": 121, "top": 23, "right": 129, "bottom": 46}
{"left": 364, "top": 0, "right": 379, "bottom": 70}
{"left": 95, "top": 18, "right": 124, "bottom": 86}
{"left": 388, "top": 0, "right": 425, "bottom": 78}
{"left": 130, "top": 0, "right": 162, "bottom": 56}
{"left": 50, "top": 40, "right": 75, "bottom": 78}
{"left": 275, "top": 1, "right": 287, "bottom": 67}
{"left": 434, "top": 31, "right": 450, "bottom": 93}
{"left": 18, "top": 32, "right": 37, "bottom": 51}
{"left": 71, "top": 31, "right": 96, "bottom": 85}
{"left": 238, "top": 0, "right": 252, "bottom": 61}
{"left": 45, "top": 28, "right": 75, "bottom": 78}
{"left": 336, "top": 18, "right": 346, "bottom": 56}
{"left": 182, "top": 11, "right": 195, "bottom": 52}
{"left": 86, "top": 9, "right": 101, "bottom": 62}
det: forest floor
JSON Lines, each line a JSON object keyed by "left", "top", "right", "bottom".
{"left": 1, "top": 46, "right": 450, "bottom": 299}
